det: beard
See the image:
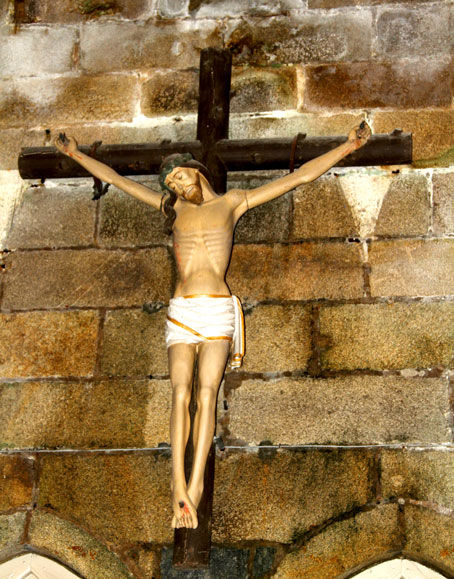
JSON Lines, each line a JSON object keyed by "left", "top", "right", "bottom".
{"left": 183, "top": 184, "right": 204, "bottom": 205}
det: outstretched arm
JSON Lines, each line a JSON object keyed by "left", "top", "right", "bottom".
{"left": 54, "top": 134, "right": 163, "bottom": 210}
{"left": 234, "top": 123, "right": 371, "bottom": 214}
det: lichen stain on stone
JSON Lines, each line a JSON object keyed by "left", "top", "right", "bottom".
{"left": 78, "top": 0, "right": 117, "bottom": 17}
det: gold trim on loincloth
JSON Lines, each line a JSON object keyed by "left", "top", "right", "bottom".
{"left": 166, "top": 315, "right": 233, "bottom": 341}
{"left": 181, "top": 294, "right": 232, "bottom": 299}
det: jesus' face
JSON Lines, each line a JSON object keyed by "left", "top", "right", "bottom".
{"left": 165, "top": 167, "right": 204, "bottom": 205}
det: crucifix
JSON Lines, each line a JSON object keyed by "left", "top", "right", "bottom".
{"left": 18, "top": 48, "right": 412, "bottom": 570}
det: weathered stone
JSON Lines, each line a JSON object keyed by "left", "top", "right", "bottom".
{"left": 376, "top": 5, "right": 451, "bottom": 58}
{"left": 373, "top": 110, "right": 454, "bottom": 165}
{"left": 0, "top": 311, "right": 98, "bottom": 378}
{"left": 224, "top": 376, "right": 450, "bottom": 446}
{"left": 213, "top": 448, "right": 376, "bottom": 542}
{"left": 128, "top": 544, "right": 161, "bottom": 579}
{"left": 382, "top": 450, "right": 454, "bottom": 508}
{"left": 292, "top": 174, "right": 358, "bottom": 239}
{"left": 0, "top": 75, "right": 138, "bottom": 129}
{"left": 242, "top": 305, "right": 312, "bottom": 373}
{"left": 369, "top": 240, "right": 454, "bottom": 297}
{"left": 230, "top": 111, "right": 364, "bottom": 141}
{"left": 309, "top": 0, "right": 432, "bottom": 5}
{"left": 29, "top": 511, "right": 133, "bottom": 578}
{"left": 230, "top": 67, "right": 297, "bottom": 113}
{"left": 433, "top": 173, "right": 454, "bottom": 235}
{"left": 274, "top": 504, "right": 401, "bottom": 578}
{"left": 374, "top": 173, "right": 430, "bottom": 237}
{"left": 0, "top": 455, "right": 34, "bottom": 510}
{"left": 0, "top": 26, "right": 76, "bottom": 77}
{"left": 80, "top": 20, "right": 222, "bottom": 73}
{"left": 305, "top": 61, "right": 452, "bottom": 110}
{"left": 6, "top": 185, "right": 96, "bottom": 249}
{"left": 161, "top": 546, "right": 249, "bottom": 578}
{"left": 227, "top": 242, "right": 364, "bottom": 302}
{"left": 141, "top": 70, "right": 199, "bottom": 116}
{"left": 13, "top": 0, "right": 148, "bottom": 23}
{"left": 38, "top": 453, "right": 173, "bottom": 544}
{"left": 320, "top": 302, "right": 454, "bottom": 371}
{"left": 0, "top": 513, "right": 26, "bottom": 552}
{"left": 188, "top": 0, "right": 301, "bottom": 18}
{"left": 405, "top": 505, "right": 454, "bottom": 575}
{"left": 236, "top": 196, "right": 291, "bottom": 244}
{"left": 253, "top": 546, "right": 276, "bottom": 578}
{"left": 99, "top": 188, "right": 168, "bottom": 247}
{"left": 100, "top": 309, "right": 168, "bottom": 376}
{"left": 0, "top": 379, "right": 171, "bottom": 450}
{"left": 2, "top": 248, "right": 172, "bottom": 309}
{"left": 226, "top": 12, "right": 371, "bottom": 65}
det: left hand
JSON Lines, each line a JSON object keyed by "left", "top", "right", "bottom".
{"left": 347, "top": 121, "right": 372, "bottom": 151}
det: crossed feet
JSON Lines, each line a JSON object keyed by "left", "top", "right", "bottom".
{"left": 171, "top": 480, "right": 204, "bottom": 529}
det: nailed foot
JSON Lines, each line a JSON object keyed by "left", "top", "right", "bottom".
{"left": 172, "top": 490, "right": 198, "bottom": 529}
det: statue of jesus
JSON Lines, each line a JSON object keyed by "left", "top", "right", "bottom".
{"left": 55, "top": 122, "right": 371, "bottom": 530}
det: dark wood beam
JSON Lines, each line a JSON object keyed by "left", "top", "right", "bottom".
{"left": 18, "top": 132, "right": 412, "bottom": 180}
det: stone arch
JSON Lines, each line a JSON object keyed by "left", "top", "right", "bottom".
{"left": 0, "top": 553, "right": 82, "bottom": 578}
{"left": 351, "top": 558, "right": 447, "bottom": 578}
{"left": 274, "top": 504, "right": 454, "bottom": 578}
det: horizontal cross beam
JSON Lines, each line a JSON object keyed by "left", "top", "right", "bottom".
{"left": 18, "top": 131, "right": 412, "bottom": 181}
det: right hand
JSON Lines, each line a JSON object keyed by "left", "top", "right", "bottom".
{"left": 54, "top": 133, "right": 78, "bottom": 156}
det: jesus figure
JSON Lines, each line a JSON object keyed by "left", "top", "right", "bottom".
{"left": 55, "top": 121, "right": 371, "bottom": 530}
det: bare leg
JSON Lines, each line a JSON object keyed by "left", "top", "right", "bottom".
{"left": 187, "top": 340, "right": 230, "bottom": 509}
{"left": 168, "top": 343, "right": 198, "bottom": 529}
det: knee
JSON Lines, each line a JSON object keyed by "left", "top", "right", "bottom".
{"left": 172, "top": 383, "right": 191, "bottom": 406}
{"left": 196, "top": 385, "right": 217, "bottom": 409}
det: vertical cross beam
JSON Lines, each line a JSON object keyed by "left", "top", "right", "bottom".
{"left": 172, "top": 47, "right": 232, "bottom": 569}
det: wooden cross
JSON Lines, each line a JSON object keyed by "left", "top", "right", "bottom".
{"left": 18, "top": 48, "right": 412, "bottom": 570}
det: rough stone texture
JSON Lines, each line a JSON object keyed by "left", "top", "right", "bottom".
{"left": 241, "top": 305, "right": 312, "bottom": 373}
{"left": 232, "top": 190, "right": 290, "bottom": 243}
{"left": 226, "top": 12, "right": 372, "bottom": 66}
{"left": 227, "top": 242, "right": 364, "bottom": 302}
{"left": 309, "top": 0, "right": 433, "bottom": 6}
{"left": 224, "top": 376, "right": 451, "bottom": 446}
{"left": 29, "top": 511, "right": 133, "bottom": 578}
{"left": 369, "top": 240, "right": 454, "bottom": 298}
{"left": 128, "top": 545, "right": 161, "bottom": 579}
{"left": 13, "top": 0, "right": 149, "bottom": 23}
{"left": 0, "top": 311, "right": 98, "bottom": 378}
{"left": 6, "top": 185, "right": 96, "bottom": 249}
{"left": 186, "top": 0, "right": 302, "bottom": 18}
{"left": 38, "top": 453, "right": 173, "bottom": 544}
{"left": 320, "top": 303, "right": 454, "bottom": 371}
{"left": 433, "top": 173, "right": 454, "bottom": 235}
{"left": 80, "top": 20, "right": 222, "bottom": 73}
{"left": 292, "top": 175, "right": 358, "bottom": 239}
{"left": 0, "top": 456, "right": 34, "bottom": 510}
{"left": 0, "top": 75, "right": 138, "bottom": 129}
{"left": 274, "top": 504, "right": 401, "bottom": 578}
{"left": 161, "top": 546, "right": 249, "bottom": 578}
{"left": 230, "top": 112, "right": 365, "bottom": 141}
{"left": 373, "top": 110, "right": 454, "bottom": 165}
{"left": 376, "top": 5, "right": 451, "bottom": 58}
{"left": 0, "top": 26, "right": 76, "bottom": 77}
{"left": 213, "top": 449, "right": 376, "bottom": 543}
{"left": 305, "top": 61, "right": 452, "bottom": 110}
{"left": 230, "top": 67, "right": 297, "bottom": 113}
{"left": 141, "top": 70, "right": 199, "bottom": 116}
{"left": 0, "top": 379, "right": 171, "bottom": 450}
{"left": 99, "top": 187, "right": 168, "bottom": 247}
{"left": 100, "top": 308, "right": 168, "bottom": 376}
{"left": 2, "top": 248, "right": 172, "bottom": 309}
{"left": 374, "top": 173, "right": 430, "bottom": 237}
{"left": 0, "top": 513, "right": 26, "bottom": 552}
{"left": 382, "top": 450, "right": 454, "bottom": 508}
{"left": 404, "top": 505, "right": 454, "bottom": 576}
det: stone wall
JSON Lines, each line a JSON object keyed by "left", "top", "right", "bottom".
{"left": 1, "top": 1, "right": 454, "bottom": 578}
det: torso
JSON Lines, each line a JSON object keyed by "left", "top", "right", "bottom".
{"left": 172, "top": 191, "right": 242, "bottom": 297}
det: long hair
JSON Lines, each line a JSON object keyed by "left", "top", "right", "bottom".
{"left": 159, "top": 154, "right": 214, "bottom": 235}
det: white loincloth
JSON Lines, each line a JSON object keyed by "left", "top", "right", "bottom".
{"left": 165, "top": 295, "right": 245, "bottom": 368}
